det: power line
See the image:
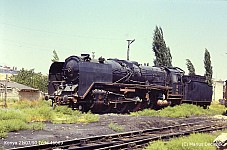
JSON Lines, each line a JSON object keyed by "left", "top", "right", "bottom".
{"left": 0, "top": 38, "right": 72, "bottom": 52}
{"left": 0, "top": 21, "right": 122, "bottom": 41}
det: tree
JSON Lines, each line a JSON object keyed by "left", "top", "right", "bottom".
{"left": 166, "top": 47, "right": 172, "bottom": 67}
{"left": 51, "top": 50, "right": 59, "bottom": 62}
{"left": 10, "top": 68, "right": 48, "bottom": 92}
{"left": 204, "top": 49, "right": 213, "bottom": 85}
{"left": 152, "top": 26, "right": 172, "bottom": 67}
{"left": 186, "top": 59, "right": 196, "bottom": 75}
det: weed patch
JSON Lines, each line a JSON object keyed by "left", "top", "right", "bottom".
{"left": 0, "top": 100, "right": 99, "bottom": 138}
{"left": 51, "top": 107, "right": 99, "bottom": 124}
{"left": 29, "top": 122, "right": 45, "bottom": 130}
{"left": 108, "top": 122, "right": 124, "bottom": 132}
{"left": 22, "top": 106, "right": 53, "bottom": 122}
{"left": 145, "top": 130, "right": 227, "bottom": 150}
{"left": 131, "top": 103, "right": 225, "bottom": 118}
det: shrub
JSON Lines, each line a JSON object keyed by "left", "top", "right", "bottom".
{"left": 108, "top": 122, "right": 124, "bottom": 132}
{"left": 130, "top": 103, "right": 225, "bottom": 118}
{"left": 208, "top": 102, "right": 226, "bottom": 115}
{"left": 0, "top": 109, "right": 28, "bottom": 122}
{"left": 22, "top": 106, "right": 53, "bottom": 122}
{"left": 0, "top": 119, "right": 29, "bottom": 133}
{"left": 29, "top": 122, "right": 45, "bottom": 130}
{"left": 11, "top": 99, "right": 51, "bottom": 109}
{"left": 146, "top": 133, "right": 218, "bottom": 150}
{"left": 51, "top": 109, "right": 99, "bottom": 124}
{"left": 0, "top": 131, "right": 7, "bottom": 139}
{"left": 0, "top": 100, "right": 100, "bottom": 138}
{"left": 76, "top": 112, "right": 100, "bottom": 123}
{"left": 54, "top": 106, "right": 75, "bottom": 115}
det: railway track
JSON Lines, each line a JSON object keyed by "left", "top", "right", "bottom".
{"left": 12, "top": 119, "right": 227, "bottom": 150}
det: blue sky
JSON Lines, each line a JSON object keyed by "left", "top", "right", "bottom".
{"left": 0, "top": 0, "right": 226, "bottom": 80}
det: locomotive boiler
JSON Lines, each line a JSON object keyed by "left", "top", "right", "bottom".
{"left": 46, "top": 54, "right": 212, "bottom": 113}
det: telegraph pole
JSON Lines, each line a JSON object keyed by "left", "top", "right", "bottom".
{"left": 4, "top": 74, "right": 8, "bottom": 108}
{"left": 126, "top": 39, "right": 135, "bottom": 60}
{"left": 92, "top": 52, "right": 95, "bottom": 59}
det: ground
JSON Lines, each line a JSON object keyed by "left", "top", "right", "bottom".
{"left": 0, "top": 114, "right": 222, "bottom": 149}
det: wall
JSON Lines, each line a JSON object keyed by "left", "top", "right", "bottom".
{"left": 0, "top": 88, "right": 19, "bottom": 101}
{"left": 212, "top": 81, "right": 224, "bottom": 101}
{"left": 19, "top": 90, "right": 42, "bottom": 101}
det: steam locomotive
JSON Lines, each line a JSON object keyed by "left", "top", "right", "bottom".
{"left": 45, "top": 54, "right": 212, "bottom": 113}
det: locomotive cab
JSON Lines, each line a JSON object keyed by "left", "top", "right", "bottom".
{"left": 165, "top": 67, "right": 184, "bottom": 95}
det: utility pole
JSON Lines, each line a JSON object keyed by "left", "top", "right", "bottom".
{"left": 126, "top": 39, "right": 135, "bottom": 60}
{"left": 92, "top": 52, "right": 95, "bottom": 59}
{"left": 4, "top": 74, "right": 8, "bottom": 108}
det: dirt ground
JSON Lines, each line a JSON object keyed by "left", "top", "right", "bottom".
{"left": 0, "top": 114, "right": 221, "bottom": 149}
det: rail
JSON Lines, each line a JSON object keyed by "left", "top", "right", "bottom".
{"left": 11, "top": 119, "right": 226, "bottom": 150}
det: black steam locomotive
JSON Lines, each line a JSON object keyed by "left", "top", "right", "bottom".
{"left": 45, "top": 54, "right": 212, "bottom": 113}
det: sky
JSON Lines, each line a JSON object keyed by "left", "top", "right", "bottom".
{"left": 0, "top": 0, "right": 226, "bottom": 80}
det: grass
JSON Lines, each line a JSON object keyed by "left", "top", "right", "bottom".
{"left": 0, "top": 109, "right": 45, "bottom": 138}
{"left": 145, "top": 130, "right": 227, "bottom": 150}
{"left": 0, "top": 99, "right": 100, "bottom": 138}
{"left": 51, "top": 104, "right": 99, "bottom": 124}
{"left": 108, "top": 122, "right": 124, "bottom": 132}
{"left": 131, "top": 103, "right": 226, "bottom": 118}
{"left": 29, "top": 122, "right": 45, "bottom": 130}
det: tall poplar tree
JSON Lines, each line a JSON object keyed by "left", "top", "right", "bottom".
{"left": 166, "top": 47, "right": 172, "bottom": 67}
{"left": 51, "top": 50, "right": 59, "bottom": 62}
{"left": 204, "top": 49, "right": 213, "bottom": 85}
{"left": 152, "top": 26, "right": 172, "bottom": 67}
{"left": 186, "top": 59, "right": 196, "bottom": 75}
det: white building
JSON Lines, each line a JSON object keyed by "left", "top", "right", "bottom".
{"left": 212, "top": 80, "right": 225, "bottom": 101}
{"left": 0, "top": 80, "right": 42, "bottom": 101}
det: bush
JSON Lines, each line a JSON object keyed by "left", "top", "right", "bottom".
{"left": 22, "top": 106, "right": 53, "bottom": 122}
{"left": 131, "top": 103, "right": 225, "bottom": 118}
{"left": 51, "top": 108, "right": 99, "bottom": 124}
{"left": 108, "top": 122, "right": 124, "bottom": 132}
{"left": 0, "top": 100, "right": 100, "bottom": 138}
{"left": 208, "top": 102, "right": 226, "bottom": 115}
{"left": 54, "top": 106, "right": 75, "bottom": 115}
{"left": 11, "top": 99, "right": 50, "bottom": 109}
{"left": 146, "top": 133, "right": 218, "bottom": 150}
{"left": 0, "top": 131, "right": 7, "bottom": 139}
{"left": 29, "top": 122, "right": 45, "bottom": 130}
{"left": 0, "top": 109, "right": 28, "bottom": 122}
{"left": 0, "top": 119, "right": 29, "bottom": 133}
{"left": 0, "top": 102, "right": 49, "bottom": 138}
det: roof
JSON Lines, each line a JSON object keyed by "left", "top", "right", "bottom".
{"left": 0, "top": 80, "right": 39, "bottom": 91}
{"left": 0, "top": 68, "right": 18, "bottom": 74}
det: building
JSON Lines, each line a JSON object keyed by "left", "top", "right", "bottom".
{"left": 0, "top": 80, "right": 42, "bottom": 101}
{"left": 0, "top": 65, "right": 18, "bottom": 80}
{"left": 212, "top": 80, "right": 225, "bottom": 102}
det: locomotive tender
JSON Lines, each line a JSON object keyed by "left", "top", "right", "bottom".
{"left": 46, "top": 54, "right": 212, "bottom": 113}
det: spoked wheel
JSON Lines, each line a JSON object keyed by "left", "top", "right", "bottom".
{"left": 77, "top": 104, "right": 90, "bottom": 112}
{"left": 149, "top": 99, "right": 157, "bottom": 109}
{"left": 91, "top": 103, "right": 113, "bottom": 114}
{"left": 149, "top": 94, "right": 158, "bottom": 110}
{"left": 140, "top": 99, "right": 151, "bottom": 110}
{"left": 126, "top": 102, "right": 142, "bottom": 112}
{"left": 100, "top": 104, "right": 113, "bottom": 114}
{"left": 113, "top": 103, "right": 128, "bottom": 114}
